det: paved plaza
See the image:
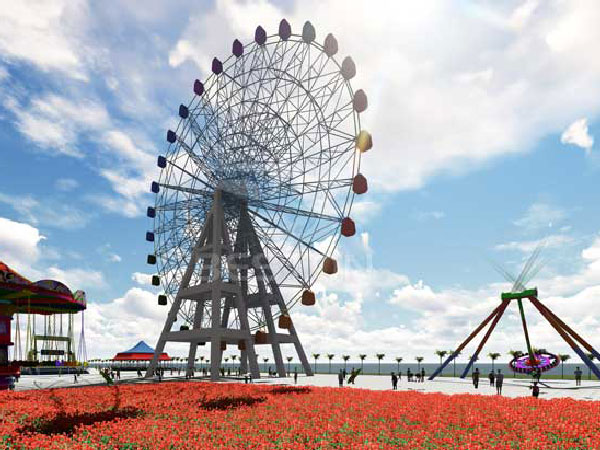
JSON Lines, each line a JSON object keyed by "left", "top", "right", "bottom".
{"left": 11, "top": 369, "right": 600, "bottom": 401}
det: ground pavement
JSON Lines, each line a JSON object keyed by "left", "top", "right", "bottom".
{"left": 11, "top": 369, "right": 600, "bottom": 401}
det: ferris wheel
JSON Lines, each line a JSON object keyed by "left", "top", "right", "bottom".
{"left": 146, "top": 19, "right": 372, "bottom": 380}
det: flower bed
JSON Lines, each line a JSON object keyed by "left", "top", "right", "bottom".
{"left": 1, "top": 383, "right": 599, "bottom": 449}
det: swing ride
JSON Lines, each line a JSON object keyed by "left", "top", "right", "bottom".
{"left": 145, "top": 19, "right": 371, "bottom": 381}
{"left": 0, "top": 261, "right": 87, "bottom": 389}
{"left": 429, "top": 246, "right": 600, "bottom": 381}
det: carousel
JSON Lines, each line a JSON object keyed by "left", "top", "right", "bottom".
{"left": 0, "top": 261, "right": 87, "bottom": 389}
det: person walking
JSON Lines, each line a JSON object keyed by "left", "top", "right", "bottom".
{"left": 472, "top": 368, "right": 480, "bottom": 389}
{"left": 574, "top": 367, "right": 582, "bottom": 386}
{"left": 420, "top": 368, "right": 425, "bottom": 383}
{"left": 338, "top": 369, "right": 344, "bottom": 387}
{"left": 529, "top": 381, "right": 540, "bottom": 398}
{"left": 294, "top": 368, "right": 298, "bottom": 384}
{"left": 391, "top": 372, "right": 398, "bottom": 390}
{"left": 495, "top": 369, "right": 504, "bottom": 395}
{"left": 407, "top": 368, "right": 412, "bottom": 382}
{"left": 488, "top": 370, "right": 495, "bottom": 386}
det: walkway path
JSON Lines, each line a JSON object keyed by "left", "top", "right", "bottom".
{"left": 12, "top": 370, "right": 600, "bottom": 401}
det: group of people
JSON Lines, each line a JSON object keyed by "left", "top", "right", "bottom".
{"left": 337, "top": 368, "right": 361, "bottom": 386}
{"left": 406, "top": 368, "right": 426, "bottom": 382}
{"left": 390, "top": 368, "right": 425, "bottom": 389}
{"left": 471, "top": 368, "right": 505, "bottom": 394}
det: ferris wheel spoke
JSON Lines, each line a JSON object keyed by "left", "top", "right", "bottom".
{"left": 252, "top": 226, "right": 307, "bottom": 288}
{"left": 260, "top": 178, "right": 353, "bottom": 202}
{"left": 251, "top": 199, "right": 341, "bottom": 222}
{"left": 167, "top": 158, "right": 215, "bottom": 192}
{"left": 249, "top": 209, "right": 326, "bottom": 257}
{"left": 157, "top": 183, "right": 213, "bottom": 199}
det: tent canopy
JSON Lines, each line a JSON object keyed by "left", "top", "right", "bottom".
{"left": 112, "top": 340, "right": 171, "bottom": 361}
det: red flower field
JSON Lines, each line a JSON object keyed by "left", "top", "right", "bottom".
{"left": 1, "top": 382, "right": 599, "bottom": 449}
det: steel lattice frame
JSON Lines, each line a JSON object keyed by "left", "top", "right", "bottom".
{"left": 152, "top": 26, "right": 362, "bottom": 332}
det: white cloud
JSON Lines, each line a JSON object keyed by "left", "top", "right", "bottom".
{"left": 96, "top": 243, "right": 123, "bottom": 263}
{"left": 414, "top": 210, "right": 445, "bottom": 221}
{"left": 0, "top": 191, "right": 91, "bottom": 230}
{"left": 80, "top": 231, "right": 600, "bottom": 361}
{"left": 54, "top": 178, "right": 79, "bottom": 192}
{"left": 85, "top": 194, "right": 142, "bottom": 218}
{"left": 169, "top": 0, "right": 600, "bottom": 193}
{"left": 4, "top": 92, "right": 156, "bottom": 217}
{"left": 85, "top": 287, "right": 170, "bottom": 357}
{"left": 508, "top": 0, "right": 540, "bottom": 30}
{"left": 349, "top": 201, "right": 382, "bottom": 223}
{"left": 0, "top": 217, "right": 45, "bottom": 271}
{"left": 561, "top": 118, "right": 594, "bottom": 153}
{"left": 109, "top": 253, "right": 122, "bottom": 263}
{"left": 494, "top": 234, "right": 574, "bottom": 252}
{"left": 0, "top": 0, "right": 90, "bottom": 79}
{"left": 514, "top": 203, "right": 565, "bottom": 230}
{"left": 0, "top": 216, "right": 105, "bottom": 291}
{"left": 4, "top": 94, "right": 110, "bottom": 158}
{"left": 132, "top": 272, "right": 153, "bottom": 286}
{"left": 44, "top": 266, "right": 105, "bottom": 290}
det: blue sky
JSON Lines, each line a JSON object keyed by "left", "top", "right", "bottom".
{"left": 1, "top": 0, "right": 600, "bottom": 362}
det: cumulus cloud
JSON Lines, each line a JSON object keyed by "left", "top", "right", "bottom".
{"left": 513, "top": 203, "right": 565, "bottom": 230}
{"left": 0, "top": 0, "right": 90, "bottom": 79}
{"left": 561, "top": 118, "right": 594, "bottom": 153}
{"left": 79, "top": 232, "right": 600, "bottom": 361}
{"left": 169, "top": 0, "right": 600, "bottom": 192}
{"left": 0, "top": 217, "right": 45, "bottom": 271}
{"left": 85, "top": 287, "right": 173, "bottom": 357}
{"left": 0, "top": 216, "right": 105, "bottom": 289}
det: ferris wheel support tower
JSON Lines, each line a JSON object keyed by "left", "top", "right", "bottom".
{"left": 146, "top": 190, "right": 312, "bottom": 381}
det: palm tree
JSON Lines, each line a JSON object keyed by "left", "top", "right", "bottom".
{"left": 326, "top": 354, "right": 335, "bottom": 374}
{"left": 376, "top": 354, "right": 385, "bottom": 375}
{"left": 342, "top": 355, "right": 350, "bottom": 372}
{"left": 448, "top": 349, "right": 460, "bottom": 377}
{"left": 435, "top": 350, "right": 447, "bottom": 375}
{"left": 415, "top": 356, "right": 424, "bottom": 372}
{"left": 395, "top": 357, "right": 403, "bottom": 373}
{"left": 312, "top": 353, "right": 320, "bottom": 374}
{"left": 507, "top": 350, "right": 523, "bottom": 378}
{"left": 359, "top": 354, "right": 367, "bottom": 372}
{"left": 224, "top": 356, "right": 229, "bottom": 371}
{"left": 558, "top": 354, "right": 570, "bottom": 379}
{"left": 286, "top": 356, "right": 293, "bottom": 375}
{"left": 586, "top": 353, "right": 596, "bottom": 380}
{"left": 488, "top": 352, "right": 501, "bottom": 372}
